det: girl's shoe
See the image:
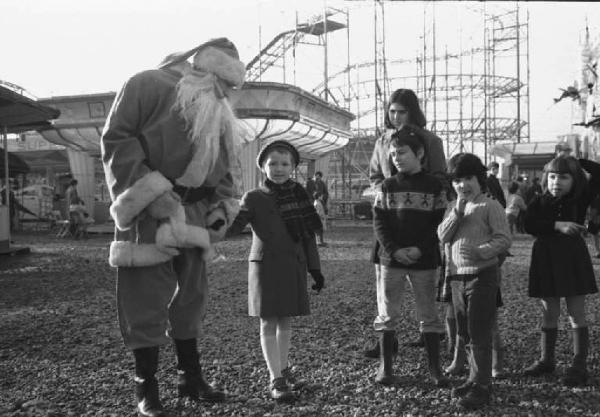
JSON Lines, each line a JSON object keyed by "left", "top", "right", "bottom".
{"left": 282, "top": 366, "right": 306, "bottom": 390}
{"left": 270, "top": 377, "right": 294, "bottom": 402}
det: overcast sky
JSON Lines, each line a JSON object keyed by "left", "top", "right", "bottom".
{"left": 1, "top": 0, "right": 599, "bottom": 143}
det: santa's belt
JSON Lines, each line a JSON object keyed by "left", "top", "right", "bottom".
{"left": 172, "top": 184, "right": 216, "bottom": 204}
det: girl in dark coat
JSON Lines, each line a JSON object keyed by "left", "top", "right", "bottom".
{"left": 523, "top": 156, "right": 597, "bottom": 387}
{"left": 228, "top": 140, "right": 325, "bottom": 401}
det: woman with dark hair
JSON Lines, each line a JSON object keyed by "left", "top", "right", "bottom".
{"left": 365, "top": 88, "right": 448, "bottom": 358}
{"left": 371, "top": 88, "right": 446, "bottom": 185}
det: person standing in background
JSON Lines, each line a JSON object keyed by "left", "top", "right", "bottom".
{"left": 485, "top": 162, "right": 506, "bottom": 208}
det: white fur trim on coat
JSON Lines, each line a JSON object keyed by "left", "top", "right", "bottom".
{"left": 155, "top": 220, "right": 211, "bottom": 250}
{"left": 193, "top": 46, "right": 245, "bottom": 88}
{"left": 110, "top": 171, "right": 173, "bottom": 231}
{"left": 109, "top": 241, "right": 179, "bottom": 267}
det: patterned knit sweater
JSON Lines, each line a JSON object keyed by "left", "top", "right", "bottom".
{"left": 438, "top": 193, "right": 511, "bottom": 275}
{"left": 373, "top": 170, "right": 447, "bottom": 269}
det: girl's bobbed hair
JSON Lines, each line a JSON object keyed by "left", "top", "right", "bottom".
{"left": 447, "top": 153, "right": 488, "bottom": 192}
{"left": 384, "top": 89, "right": 426, "bottom": 129}
{"left": 542, "top": 156, "right": 588, "bottom": 199}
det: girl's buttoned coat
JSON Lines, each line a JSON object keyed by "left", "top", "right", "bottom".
{"left": 228, "top": 186, "right": 321, "bottom": 317}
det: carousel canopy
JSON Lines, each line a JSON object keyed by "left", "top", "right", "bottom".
{"left": 0, "top": 85, "right": 60, "bottom": 133}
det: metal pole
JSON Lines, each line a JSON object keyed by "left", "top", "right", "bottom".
{"left": 516, "top": 4, "right": 522, "bottom": 143}
{"left": 346, "top": 7, "right": 351, "bottom": 112}
{"left": 323, "top": 0, "right": 329, "bottom": 102}
{"left": 423, "top": 5, "right": 427, "bottom": 117}
{"left": 432, "top": 2, "right": 437, "bottom": 133}
{"left": 445, "top": 45, "right": 450, "bottom": 156}
{"left": 484, "top": 24, "right": 489, "bottom": 165}
{"left": 3, "top": 126, "right": 11, "bottom": 245}
{"left": 526, "top": 7, "right": 531, "bottom": 142}
{"left": 374, "top": 0, "right": 379, "bottom": 134}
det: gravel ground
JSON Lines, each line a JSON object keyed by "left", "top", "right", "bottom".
{"left": 1, "top": 226, "right": 599, "bottom": 416}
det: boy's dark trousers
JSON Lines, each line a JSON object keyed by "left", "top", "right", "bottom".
{"left": 451, "top": 265, "right": 499, "bottom": 387}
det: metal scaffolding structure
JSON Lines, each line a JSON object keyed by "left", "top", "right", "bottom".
{"left": 245, "top": 1, "right": 530, "bottom": 203}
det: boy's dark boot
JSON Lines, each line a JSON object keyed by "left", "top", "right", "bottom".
{"left": 563, "top": 327, "right": 589, "bottom": 387}
{"left": 374, "top": 331, "right": 401, "bottom": 385}
{"left": 445, "top": 317, "right": 457, "bottom": 355}
{"left": 133, "top": 347, "right": 165, "bottom": 417}
{"left": 456, "top": 383, "right": 492, "bottom": 410}
{"left": 445, "top": 336, "right": 467, "bottom": 376}
{"left": 523, "top": 327, "right": 557, "bottom": 376}
{"left": 364, "top": 336, "right": 399, "bottom": 359}
{"left": 174, "top": 338, "right": 226, "bottom": 402}
{"left": 423, "top": 332, "right": 450, "bottom": 387}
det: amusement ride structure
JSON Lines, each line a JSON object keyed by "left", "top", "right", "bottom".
{"left": 245, "top": 1, "right": 531, "bottom": 200}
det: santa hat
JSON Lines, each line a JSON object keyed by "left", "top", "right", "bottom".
{"left": 158, "top": 37, "right": 244, "bottom": 87}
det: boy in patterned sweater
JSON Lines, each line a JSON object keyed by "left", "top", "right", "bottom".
{"left": 372, "top": 126, "right": 449, "bottom": 388}
{"left": 438, "top": 153, "right": 511, "bottom": 411}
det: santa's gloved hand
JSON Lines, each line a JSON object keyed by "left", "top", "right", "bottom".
{"left": 206, "top": 207, "right": 227, "bottom": 242}
{"left": 146, "top": 190, "right": 181, "bottom": 220}
{"left": 309, "top": 269, "right": 325, "bottom": 293}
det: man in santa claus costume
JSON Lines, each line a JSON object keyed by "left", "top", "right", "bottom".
{"left": 101, "top": 37, "right": 245, "bottom": 416}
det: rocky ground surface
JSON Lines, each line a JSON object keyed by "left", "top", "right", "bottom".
{"left": 1, "top": 226, "right": 600, "bottom": 416}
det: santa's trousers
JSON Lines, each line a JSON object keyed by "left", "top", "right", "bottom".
{"left": 116, "top": 247, "right": 208, "bottom": 349}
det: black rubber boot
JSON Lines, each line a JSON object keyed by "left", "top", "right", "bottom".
{"left": 457, "top": 383, "right": 492, "bottom": 410}
{"left": 563, "top": 327, "right": 589, "bottom": 387}
{"left": 374, "top": 331, "right": 401, "bottom": 385}
{"left": 423, "top": 332, "right": 450, "bottom": 388}
{"left": 523, "top": 327, "right": 557, "bottom": 376}
{"left": 174, "top": 338, "right": 226, "bottom": 402}
{"left": 364, "top": 336, "right": 399, "bottom": 359}
{"left": 133, "top": 347, "right": 165, "bottom": 417}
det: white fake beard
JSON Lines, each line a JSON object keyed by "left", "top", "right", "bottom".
{"left": 173, "top": 70, "right": 248, "bottom": 192}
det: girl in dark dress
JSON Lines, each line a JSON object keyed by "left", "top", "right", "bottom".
{"left": 227, "top": 140, "right": 325, "bottom": 402}
{"left": 523, "top": 156, "right": 598, "bottom": 386}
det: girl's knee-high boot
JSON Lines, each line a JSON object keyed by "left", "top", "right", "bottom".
{"left": 133, "top": 347, "right": 165, "bottom": 417}
{"left": 523, "top": 327, "right": 557, "bottom": 376}
{"left": 423, "top": 332, "right": 450, "bottom": 387}
{"left": 174, "top": 338, "right": 226, "bottom": 402}
{"left": 374, "top": 331, "right": 401, "bottom": 385}
{"left": 563, "top": 327, "right": 589, "bottom": 386}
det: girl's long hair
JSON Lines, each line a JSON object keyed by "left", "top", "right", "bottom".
{"left": 384, "top": 89, "right": 426, "bottom": 129}
{"left": 541, "top": 156, "right": 588, "bottom": 200}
